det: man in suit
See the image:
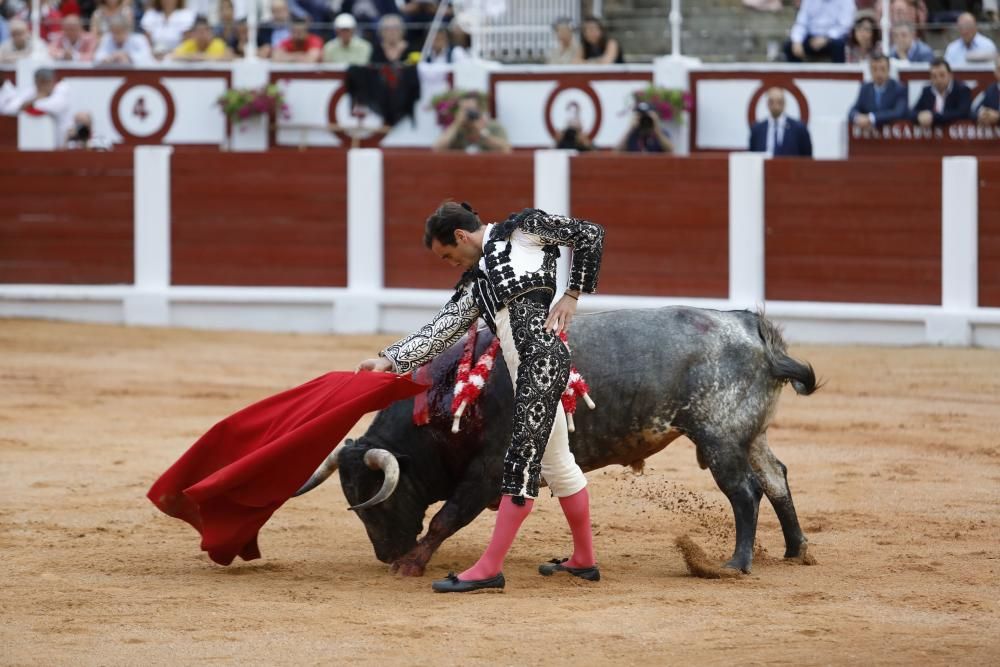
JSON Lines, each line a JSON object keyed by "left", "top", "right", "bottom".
{"left": 975, "top": 54, "right": 1000, "bottom": 127}
{"left": 911, "top": 57, "right": 973, "bottom": 128}
{"left": 849, "top": 55, "right": 908, "bottom": 129}
{"left": 749, "top": 87, "right": 813, "bottom": 157}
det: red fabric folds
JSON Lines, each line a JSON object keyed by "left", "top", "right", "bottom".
{"left": 148, "top": 371, "right": 426, "bottom": 566}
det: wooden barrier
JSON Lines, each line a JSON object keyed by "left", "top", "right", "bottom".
{"left": 765, "top": 158, "right": 942, "bottom": 305}
{"left": 981, "top": 159, "right": 1000, "bottom": 308}
{"left": 170, "top": 152, "right": 348, "bottom": 286}
{"left": 569, "top": 154, "right": 729, "bottom": 298}
{"left": 382, "top": 151, "right": 534, "bottom": 289}
{"left": 0, "top": 151, "right": 133, "bottom": 284}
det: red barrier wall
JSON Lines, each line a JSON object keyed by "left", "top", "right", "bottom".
{"left": 0, "top": 151, "right": 134, "bottom": 284}
{"left": 382, "top": 151, "right": 534, "bottom": 289}
{"left": 570, "top": 154, "right": 729, "bottom": 297}
{"left": 980, "top": 159, "right": 1000, "bottom": 308}
{"left": 765, "top": 158, "right": 942, "bottom": 305}
{"left": 171, "top": 152, "right": 348, "bottom": 286}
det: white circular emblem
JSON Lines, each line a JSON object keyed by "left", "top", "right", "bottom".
{"left": 548, "top": 88, "right": 598, "bottom": 135}
{"left": 116, "top": 85, "right": 169, "bottom": 138}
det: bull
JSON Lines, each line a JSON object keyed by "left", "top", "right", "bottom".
{"left": 296, "top": 306, "right": 818, "bottom": 575}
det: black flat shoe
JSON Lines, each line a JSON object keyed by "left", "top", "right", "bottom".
{"left": 431, "top": 571, "right": 505, "bottom": 593}
{"left": 538, "top": 558, "right": 601, "bottom": 582}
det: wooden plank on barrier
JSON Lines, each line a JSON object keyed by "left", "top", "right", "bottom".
{"left": 765, "top": 157, "right": 942, "bottom": 305}
{"left": 570, "top": 153, "right": 729, "bottom": 298}
{"left": 980, "top": 159, "right": 1000, "bottom": 308}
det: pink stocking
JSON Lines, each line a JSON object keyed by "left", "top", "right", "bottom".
{"left": 559, "top": 486, "right": 596, "bottom": 568}
{"left": 459, "top": 495, "right": 533, "bottom": 580}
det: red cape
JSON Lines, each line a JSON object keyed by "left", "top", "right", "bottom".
{"left": 148, "top": 371, "right": 426, "bottom": 565}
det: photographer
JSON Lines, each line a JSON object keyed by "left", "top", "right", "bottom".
{"left": 616, "top": 102, "right": 673, "bottom": 153}
{"left": 66, "top": 112, "right": 112, "bottom": 151}
{"left": 433, "top": 91, "right": 511, "bottom": 154}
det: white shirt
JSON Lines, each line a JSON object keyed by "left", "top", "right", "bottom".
{"left": 789, "top": 0, "right": 855, "bottom": 44}
{"left": 140, "top": 8, "right": 196, "bottom": 54}
{"left": 944, "top": 33, "right": 998, "bottom": 66}
{"left": 932, "top": 82, "right": 953, "bottom": 114}
{"left": 765, "top": 114, "right": 787, "bottom": 156}
{"left": 94, "top": 32, "right": 154, "bottom": 65}
{"left": 0, "top": 80, "right": 72, "bottom": 145}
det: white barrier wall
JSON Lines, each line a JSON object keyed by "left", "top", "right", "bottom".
{"left": 1, "top": 148, "right": 999, "bottom": 348}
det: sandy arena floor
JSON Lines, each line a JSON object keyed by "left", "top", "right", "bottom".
{"left": 1, "top": 318, "right": 998, "bottom": 666}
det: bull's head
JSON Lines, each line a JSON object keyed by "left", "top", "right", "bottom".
{"left": 335, "top": 439, "right": 427, "bottom": 564}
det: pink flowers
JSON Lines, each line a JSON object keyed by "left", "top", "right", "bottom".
{"left": 217, "top": 84, "right": 289, "bottom": 123}
{"left": 633, "top": 85, "right": 691, "bottom": 124}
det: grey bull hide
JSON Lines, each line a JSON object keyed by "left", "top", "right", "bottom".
{"left": 296, "top": 306, "right": 818, "bottom": 576}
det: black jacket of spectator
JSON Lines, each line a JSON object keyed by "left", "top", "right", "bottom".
{"left": 849, "top": 79, "right": 908, "bottom": 125}
{"left": 911, "top": 81, "right": 973, "bottom": 125}
{"left": 976, "top": 82, "right": 999, "bottom": 117}
{"left": 749, "top": 117, "right": 813, "bottom": 157}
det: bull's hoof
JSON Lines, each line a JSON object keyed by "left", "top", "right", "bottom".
{"left": 723, "top": 558, "right": 752, "bottom": 575}
{"left": 784, "top": 541, "right": 817, "bottom": 565}
{"left": 391, "top": 559, "right": 427, "bottom": 577}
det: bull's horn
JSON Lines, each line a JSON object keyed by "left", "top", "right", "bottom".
{"left": 293, "top": 441, "right": 348, "bottom": 497}
{"left": 348, "top": 448, "right": 400, "bottom": 512}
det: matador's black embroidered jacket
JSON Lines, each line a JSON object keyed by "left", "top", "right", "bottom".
{"left": 380, "top": 208, "right": 605, "bottom": 374}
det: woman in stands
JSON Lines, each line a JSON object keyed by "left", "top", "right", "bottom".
{"left": 141, "top": 0, "right": 195, "bottom": 58}
{"left": 846, "top": 11, "right": 883, "bottom": 64}
{"left": 578, "top": 16, "right": 623, "bottom": 64}
{"left": 89, "top": 0, "right": 135, "bottom": 37}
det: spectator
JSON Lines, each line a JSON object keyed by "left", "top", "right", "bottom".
{"left": 273, "top": 16, "right": 321, "bottom": 62}
{"left": 0, "top": 17, "right": 9, "bottom": 46}
{"left": 370, "top": 13, "right": 410, "bottom": 64}
{"left": 911, "top": 57, "right": 973, "bottom": 127}
{"left": 48, "top": 14, "right": 95, "bottom": 61}
{"left": 323, "top": 13, "right": 371, "bottom": 64}
{"left": 400, "top": 0, "right": 438, "bottom": 51}
{"left": 846, "top": 11, "right": 882, "bottom": 64}
{"left": 889, "top": 21, "right": 934, "bottom": 63}
{"left": 616, "top": 102, "right": 673, "bottom": 153}
{"left": 547, "top": 17, "right": 580, "bottom": 65}
{"left": 141, "top": 0, "right": 196, "bottom": 58}
{"left": 94, "top": 14, "right": 153, "bottom": 64}
{"left": 448, "top": 16, "right": 470, "bottom": 56}
{"left": 555, "top": 112, "right": 592, "bottom": 151}
{"left": 0, "top": 68, "right": 72, "bottom": 145}
{"left": 88, "top": 0, "right": 134, "bottom": 38}
{"left": 974, "top": 54, "right": 1000, "bottom": 126}
{"left": 66, "top": 111, "right": 112, "bottom": 150}
{"left": 849, "top": 55, "right": 908, "bottom": 128}
{"left": 433, "top": 91, "right": 511, "bottom": 153}
{"left": 423, "top": 26, "right": 465, "bottom": 63}
{"left": 579, "top": 15, "right": 622, "bottom": 64}
{"left": 749, "top": 87, "right": 813, "bottom": 157}
{"left": 215, "top": 0, "right": 241, "bottom": 50}
{"left": 257, "top": 0, "right": 291, "bottom": 58}
{"left": 340, "top": 0, "right": 400, "bottom": 33}
{"left": 0, "top": 17, "right": 30, "bottom": 62}
{"left": 888, "top": 0, "right": 928, "bottom": 27}
{"left": 172, "top": 15, "right": 231, "bottom": 60}
{"left": 944, "top": 12, "right": 998, "bottom": 66}
{"left": 784, "top": 0, "right": 855, "bottom": 63}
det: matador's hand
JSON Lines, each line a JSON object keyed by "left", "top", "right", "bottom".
{"left": 356, "top": 357, "right": 395, "bottom": 373}
{"left": 545, "top": 293, "right": 578, "bottom": 335}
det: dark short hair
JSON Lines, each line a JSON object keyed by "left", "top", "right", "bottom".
{"left": 34, "top": 68, "right": 56, "bottom": 83}
{"left": 870, "top": 54, "right": 889, "bottom": 65}
{"left": 930, "top": 57, "right": 951, "bottom": 72}
{"left": 424, "top": 201, "right": 482, "bottom": 248}
{"left": 193, "top": 15, "right": 210, "bottom": 27}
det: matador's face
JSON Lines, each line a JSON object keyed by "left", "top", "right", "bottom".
{"left": 430, "top": 230, "right": 483, "bottom": 270}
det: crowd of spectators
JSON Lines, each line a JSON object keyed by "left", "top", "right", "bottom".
{"left": 0, "top": 0, "right": 481, "bottom": 64}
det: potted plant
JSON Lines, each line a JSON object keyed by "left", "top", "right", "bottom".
{"left": 631, "top": 85, "right": 693, "bottom": 124}
{"left": 429, "top": 89, "right": 489, "bottom": 128}
{"left": 217, "top": 83, "right": 291, "bottom": 125}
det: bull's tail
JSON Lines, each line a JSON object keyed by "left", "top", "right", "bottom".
{"left": 756, "top": 312, "right": 819, "bottom": 396}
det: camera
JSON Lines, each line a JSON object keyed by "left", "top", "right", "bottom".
{"left": 71, "top": 122, "right": 91, "bottom": 142}
{"left": 635, "top": 101, "right": 655, "bottom": 132}
{"left": 465, "top": 108, "right": 481, "bottom": 122}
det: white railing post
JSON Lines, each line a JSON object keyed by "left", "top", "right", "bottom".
{"left": 334, "top": 148, "right": 384, "bottom": 334}
{"left": 669, "top": 0, "right": 682, "bottom": 59}
{"left": 927, "top": 156, "right": 979, "bottom": 345}
{"left": 880, "top": 0, "right": 891, "bottom": 53}
{"left": 728, "top": 152, "right": 766, "bottom": 307}
{"left": 246, "top": 0, "right": 258, "bottom": 62}
{"left": 125, "top": 146, "right": 173, "bottom": 326}
{"left": 30, "top": 0, "right": 46, "bottom": 60}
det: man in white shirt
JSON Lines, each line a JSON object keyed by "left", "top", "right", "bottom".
{"left": 944, "top": 12, "right": 998, "bottom": 66}
{"left": 0, "top": 68, "right": 72, "bottom": 146}
{"left": 94, "top": 15, "right": 154, "bottom": 66}
{"left": 783, "top": 0, "right": 855, "bottom": 63}
{"left": 0, "top": 18, "right": 32, "bottom": 63}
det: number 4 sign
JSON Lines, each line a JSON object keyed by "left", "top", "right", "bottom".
{"left": 110, "top": 81, "right": 175, "bottom": 144}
